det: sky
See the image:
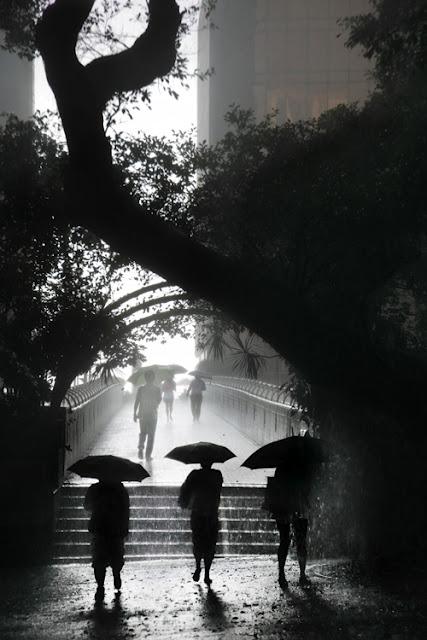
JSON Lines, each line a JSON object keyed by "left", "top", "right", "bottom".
{"left": 34, "top": 7, "right": 200, "bottom": 372}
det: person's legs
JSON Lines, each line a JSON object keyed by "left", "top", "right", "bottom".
{"left": 276, "top": 518, "right": 291, "bottom": 589}
{"left": 139, "top": 419, "right": 148, "bottom": 456}
{"left": 204, "top": 553, "right": 214, "bottom": 585}
{"left": 168, "top": 399, "right": 174, "bottom": 421}
{"left": 111, "top": 537, "right": 125, "bottom": 590}
{"left": 293, "top": 517, "right": 309, "bottom": 585}
{"left": 191, "top": 512, "right": 203, "bottom": 581}
{"left": 94, "top": 564, "right": 106, "bottom": 587}
{"left": 190, "top": 395, "right": 197, "bottom": 420}
{"left": 145, "top": 417, "right": 157, "bottom": 459}
{"left": 196, "top": 395, "right": 203, "bottom": 420}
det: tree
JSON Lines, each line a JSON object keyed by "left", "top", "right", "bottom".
{"left": 0, "top": 116, "right": 216, "bottom": 409}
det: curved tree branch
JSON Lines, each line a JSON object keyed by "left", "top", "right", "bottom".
{"left": 115, "top": 292, "right": 189, "bottom": 320}
{"left": 103, "top": 281, "right": 172, "bottom": 313}
{"left": 86, "top": 0, "right": 183, "bottom": 107}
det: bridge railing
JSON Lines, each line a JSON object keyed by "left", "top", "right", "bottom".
{"left": 61, "top": 380, "right": 125, "bottom": 477}
{"left": 205, "top": 376, "right": 301, "bottom": 445}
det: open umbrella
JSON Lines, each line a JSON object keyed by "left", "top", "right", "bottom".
{"left": 69, "top": 455, "right": 150, "bottom": 482}
{"left": 241, "top": 435, "right": 328, "bottom": 469}
{"left": 166, "top": 442, "right": 236, "bottom": 464}
{"left": 187, "top": 370, "right": 212, "bottom": 379}
{"left": 128, "top": 364, "right": 187, "bottom": 386}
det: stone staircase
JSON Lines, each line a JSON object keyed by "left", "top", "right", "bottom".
{"left": 53, "top": 485, "right": 278, "bottom": 563}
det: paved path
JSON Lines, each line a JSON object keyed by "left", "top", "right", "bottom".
{"left": 66, "top": 397, "right": 270, "bottom": 487}
{"left": 1, "top": 559, "right": 424, "bottom": 640}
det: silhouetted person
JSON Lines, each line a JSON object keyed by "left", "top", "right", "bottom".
{"left": 187, "top": 374, "right": 206, "bottom": 422}
{"left": 179, "top": 462, "right": 223, "bottom": 585}
{"left": 84, "top": 480, "right": 130, "bottom": 598}
{"left": 133, "top": 370, "right": 161, "bottom": 459}
{"left": 265, "top": 458, "right": 316, "bottom": 589}
{"left": 161, "top": 374, "right": 176, "bottom": 422}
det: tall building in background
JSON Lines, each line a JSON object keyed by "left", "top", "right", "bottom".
{"left": 0, "top": 35, "right": 34, "bottom": 120}
{"left": 197, "top": 0, "right": 372, "bottom": 385}
{"left": 198, "top": 0, "right": 372, "bottom": 145}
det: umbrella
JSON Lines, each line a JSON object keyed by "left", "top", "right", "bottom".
{"left": 166, "top": 442, "right": 236, "bottom": 464}
{"left": 69, "top": 455, "right": 150, "bottom": 482}
{"left": 241, "top": 435, "right": 328, "bottom": 469}
{"left": 187, "top": 370, "right": 212, "bottom": 379}
{"left": 128, "top": 364, "right": 187, "bottom": 386}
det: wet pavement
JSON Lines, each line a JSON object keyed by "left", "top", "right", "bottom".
{"left": 66, "top": 396, "right": 271, "bottom": 486}
{"left": 1, "top": 558, "right": 425, "bottom": 640}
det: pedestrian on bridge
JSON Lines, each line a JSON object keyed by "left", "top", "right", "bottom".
{"left": 161, "top": 374, "right": 176, "bottom": 422}
{"left": 186, "top": 372, "right": 206, "bottom": 422}
{"left": 133, "top": 370, "right": 162, "bottom": 459}
{"left": 84, "top": 480, "right": 130, "bottom": 598}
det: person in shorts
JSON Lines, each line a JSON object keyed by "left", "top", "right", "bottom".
{"left": 161, "top": 374, "right": 176, "bottom": 422}
{"left": 265, "top": 458, "right": 316, "bottom": 589}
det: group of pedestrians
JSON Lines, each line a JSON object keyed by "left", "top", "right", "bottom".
{"left": 133, "top": 371, "right": 206, "bottom": 459}
{"left": 84, "top": 453, "right": 315, "bottom": 597}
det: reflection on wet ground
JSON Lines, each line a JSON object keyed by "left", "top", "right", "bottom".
{"left": 0, "top": 558, "right": 426, "bottom": 640}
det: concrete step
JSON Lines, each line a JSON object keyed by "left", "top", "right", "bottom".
{"left": 54, "top": 541, "right": 277, "bottom": 557}
{"left": 59, "top": 495, "right": 265, "bottom": 508}
{"left": 57, "top": 517, "right": 276, "bottom": 532}
{"left": 59, "top": 505, "right": 266, "bottom": 518}
{"left": 55, "top": 529, "right": 279, "bottom": 543}
{"left": 61, "top": 485, "right": 265, "bottom": 497}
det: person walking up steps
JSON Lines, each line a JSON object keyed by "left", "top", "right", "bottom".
{"left": 133, "top": 370, "right": 161, "bottom": 459}
{"left": 84, "top": 480, "right": 130, "bottom": 599}
{"left": 178, "top": 461, "right": 223, "bottom": 586}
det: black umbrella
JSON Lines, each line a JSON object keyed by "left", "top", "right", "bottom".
{"left": 128, "top": 364, "right": 186, "bottom": 386}
{"left": 166, "top": 442, "right": 236, "bottom": 464}
{"left": 69, "top": 455, "right": 150, "bottom": 482}
{"left": 187, "top": 370, "right": 212, "bottom": 379}
{"left": 241, "top": 435, "right": 328, "bottom": 469}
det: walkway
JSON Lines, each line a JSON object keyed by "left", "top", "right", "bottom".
{"left": 65, "top": 396, "right": 270, "bottom": 487}
{"left": 1, "top": 559, "right": 424, "bottom": 640}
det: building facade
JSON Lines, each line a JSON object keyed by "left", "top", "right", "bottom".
{"left": 198, "top": 0, "right": 372, "bottom": 144}
{"left": 0, "top": 34, "right": 34, "bottom": 120}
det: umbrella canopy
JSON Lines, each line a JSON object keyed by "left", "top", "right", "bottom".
{"left": 166, "top": 442, "right": 236, "bottom": 464}
{"left": 241, "top": 435, "right": 328, "bottom": 469}
{"left": 69, "top": 455, "right": 150, "bottom": 482}
{"left": 187, "top": 370, "right": 212, "bottom": 379}
{"left": 128, "top": 364, "right": 187, "bottom": 386}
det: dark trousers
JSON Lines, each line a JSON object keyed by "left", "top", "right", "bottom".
{"left": 139, "top": 414, "right": 157, "bottom": 456}
{"left": 275, "top": 515, "right": 308, "bottom": 564}
{"left": 190, "top": 394, "right": 203, "bottom": 420}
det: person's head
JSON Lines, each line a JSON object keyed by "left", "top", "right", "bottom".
{"left": 166, "top": 373, "right": 174, "bottom": 382}
{"left": 200, "top": 460, "right": 212, "bottom": 470}
{"left": 145, "top": 370, "right": 155, "bottom": 384}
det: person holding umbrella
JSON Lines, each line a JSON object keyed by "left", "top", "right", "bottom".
{"left": 133, "top": 369, "right": 162, "bottom": 459}
{"left": 166, "top": 442, "right": 235, "bottom": 586}
{"left": 69, "top": 455, "right": 149, "bottom": 598}
{"left": 84, "top": 479, "right": 129, "bottom": 597}
{"left": 242, "top": 432, "right": 327, "bottom": 590}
